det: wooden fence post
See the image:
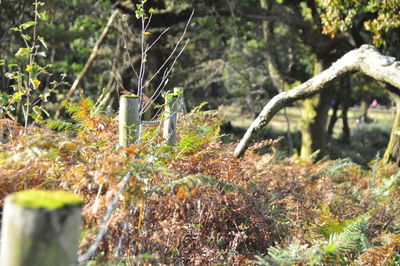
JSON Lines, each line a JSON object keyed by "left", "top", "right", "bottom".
{"left": 163, "top": 92, "right": 179, "bottom": 146}
{"left": 173, "top": 87, "right": 186, "bottom": 113}
{"left": 119, "top": 94, "right": 140, "bottom": 147}
{"left": 0, "top": 190, "right": 84, "bottom": 266}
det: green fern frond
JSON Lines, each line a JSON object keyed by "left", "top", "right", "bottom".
{"left": 63, "top": 100, "right": 80, "bottom": 116}
{"left": 46, "top": 119, "right": 79, "bottom": 131}
{"left": 255, "top": 240, "right": 322, "bottom": 266}
{"left": 324, "top": 214, "right": 370, "bottom": 255}
{"left": 369, "top": 152, "right": 380, "bottom": 188}
{"left": 148, "top": 173, "right": 240, "bottom": 195}
{"left": 255, "top": 214, "right": 370, "bottom": 265}
{"left": 63, "top": 98, "right": 94, "bottom": 116}
{"left": 311, "top": 158, "right": 355, "bottom": 179}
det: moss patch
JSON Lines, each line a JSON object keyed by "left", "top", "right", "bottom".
{"left": 11, "top": 190, "right": 84, "bottom": 210}
{"left": 121, "top": 94, "right": 138, "bottom": 98}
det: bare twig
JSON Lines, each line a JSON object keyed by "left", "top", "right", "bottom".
{"left": 63, "top": 9, "right": 119, "bottom": 106}
{"left": 141, "top": 10, "right": 194, "bottom": 91}
{"left": 78, "top": 171, "right": 131, "bottom": 264}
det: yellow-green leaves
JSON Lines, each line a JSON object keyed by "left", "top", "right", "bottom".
{"left": 36, "top": 11, "right": 47, "bottom": 21}
{"left": 21, "top": 21, "right": 37, "bottom": 30}
{"left": 32, "top": 79, "right": 41, "bottom": 89}
{"left": 318, "top": 0, "right": 400, "bottom": 46}
{"left": 38, "top": 36, "right": 48, "bottom": 49}
{"left": 15, "top": 47, "right": 31, "bottom": 57}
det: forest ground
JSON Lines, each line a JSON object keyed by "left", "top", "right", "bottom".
{"left": 222, "top": 105, "right": 394, "bottom": 166}
{"left": 0, "top": 104, "right": 399, "bottom": 265}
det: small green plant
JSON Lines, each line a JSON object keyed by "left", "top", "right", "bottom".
{"left": 1, "top": 0, "right": 65, "bottom": 131}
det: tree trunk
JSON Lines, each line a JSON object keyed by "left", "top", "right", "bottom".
{"left": 383, "top": 93, "right": 400, "bottom": 165}
{"left": 360, "top": 99, "right": 369, "bottom": 122}
{"left": 327, "top": 99, "right": 340, "bottom": 137}
{"left": 341, "top": 79, "right": 351, "bottom": 143}
{"left": 300, "top": 59, "right": 332, "bottom": 160}
{"left": 234, "top": 45, "right": 400, "bottom": 158}
{"left": 260, "top": 0, "right": 294, "bottom": 156}
{"left": 327, "top": 78, "right": 351, "bottom": 142}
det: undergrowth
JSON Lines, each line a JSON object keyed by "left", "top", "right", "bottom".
{"left": 0, "top": 103, "right": 400, "bottom": 265}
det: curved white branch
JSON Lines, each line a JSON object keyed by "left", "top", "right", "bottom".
{"left": 234, "top": 45, "right": 400, "bottom": 158}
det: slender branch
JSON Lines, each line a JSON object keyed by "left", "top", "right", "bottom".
{"left": 140, "top": 39, "right": 189, "bottom": 114}
{"left": 141, "top": 10, "right": 194, "bottom": 91}
{"left": 77, "top": 172, "right": 131, "bottom": 264}
{"left": 145, "top": 27, "right": 170, "bottom": 52}
{"left": 139, "top": 10, "right": 193, "bottom": 114}
{"left": 64, "top": 9, "right": 119, "bottom": 102}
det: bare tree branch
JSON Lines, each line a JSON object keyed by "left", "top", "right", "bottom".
{"left": 65, "top": 9, "right": 119, "bottom": 102}
{"left": 234, "top": 45, "right": 400, "bottom": 158}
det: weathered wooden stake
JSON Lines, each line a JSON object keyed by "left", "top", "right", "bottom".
{"left": 163, "top": 92, "right": 179, "bottom": 146}
{"left": 119, "top": 94, "right": 140, "bottom": 147}
{"left": 173, "top": 87, "right": 186, "bottom": 113}
{"left": 0, "top": 190, "right": 84, "bottom": 266}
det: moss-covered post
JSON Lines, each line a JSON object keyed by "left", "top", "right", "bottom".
{"left": 0, "top": 190, "right": 84, "bottom": 266}
{"left": 119, "top": 94, "right": 140, "bottom": 147}
{"left": 163, "top": 92, "right": 179, "bottom": 146}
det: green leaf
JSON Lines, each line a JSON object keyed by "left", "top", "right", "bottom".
{"left": 20, "top": 21, "right": 37, "bottom": 30}
{"left": 5, "top": 72, "right": 16, "bottom": 79}
{"left": 0, "top": 59, "right": 5, "bottom": 66}
{"left": 38, "top": 36, "right": 48, "bottom": 49}
{"left": 15, "top": 47, "right": 31, "bottom": 57}
{"left": 0, "top": 93, "right": 9, "bottom": 105}
{"left": 37, "top": 11, "right": 47, "bottom": 20}
{"left": 149, "top": 8, "right": 155, "bottom": 14}
{"left": 10, "top": 92, "right": 25, "bottom": 103}
{"left": 10, "top": 27, "right": 20, "bottom": 32}
{"left": 21, "top": 34, "right": 31, "bottom": 41}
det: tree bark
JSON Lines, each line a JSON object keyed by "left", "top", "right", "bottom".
{"left": 327, "top": 99, "right": 340, "bottom": 137}
{"left": 234, "top": 44, "right": 400, "bottom": 158}
{"left": 327, "top": 78, "right": 351, "bottom": 143}
{"left": 383, "top": 93, "right": 400, "bottom": 165}
{"left": 260, "top": 0, "right": 294, "bottom": 156}
{"left": 359, "top": 99, "right": 370, "bottom": 122}
{"left": 341, "top": 79, "right": 351, "bottom": 143}
{"left": 300, "top": 59, "right": 332, "bottom": 160}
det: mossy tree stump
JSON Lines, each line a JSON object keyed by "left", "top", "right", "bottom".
{"left": 0, "top": 190, "right": 84, "bottom": 266}
{"left": 119, "top": 94, "right": 140, "bottom": 147}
